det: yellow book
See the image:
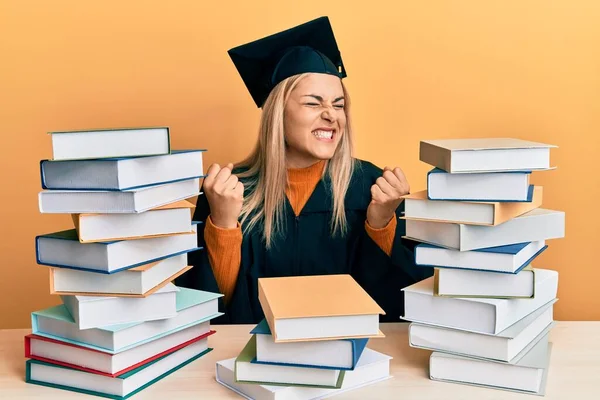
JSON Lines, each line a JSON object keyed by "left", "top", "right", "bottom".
{"left": 258, "top": 274, "right": 385, "bottom": 343}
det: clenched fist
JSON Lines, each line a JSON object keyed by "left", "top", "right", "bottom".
{"left": 203, "top": 163, "right": 244, "bottom": 229}
{"left": 367, "top": 166, "right": 410, "bottom": 229}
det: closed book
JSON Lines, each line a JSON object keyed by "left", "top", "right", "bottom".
{"left": 49, "top": 126, "right": 170, "bottom": 161}
{"left": 25, "top": 339, "right": 212, "bottom": 400}
{"left": 434, "top": 266, "right": 536, "bottom": 298}
{"left": 217, "top": 348, "right": 391, "bottom": 400}
{"left": 41, "top": 149, "right": 204, "bottom": 190}
{"left": 429, "top": 333, "right": 552, "bottom": 395}
{"left": 49, "top": 254, "right": 191, "bottom": 297}
{"left": 36, "top": 224, "right": 200, "bottom": 274}
{"left": 402, "top": 186, "right": 542, "bottom": 226}
{"left": 24, "top": 326, "right": 215, "bottom": 377}
{"left": 402, "top": 269, "right": 558, "bottom": 334}
{"left": 427, "top": 168, "right": 533, "bottom": 201}
{"left": 409, "top": 299, "right": 555, "bottom": 362}
{"left": 250, "top": 319, "right": 368, "bottom": 371}
{"left": 419, "top": 138, "right": 556, "bottom": 173}
{"left": 31, "top": 287, "right": 222, "bottom": 353}
{"left": 72, "top": 200, "right": 195, "bottom": 243}
{"left": 258, "top": 274, "right": 385, "bottom": 343}
{"left": 38, "top": 177, "right": 200, "bottom": 214}
{"left": 61, "top": 283, "right": 178, "bottom": 330}
{"left": 235, "top": 335, "right": 345, "bottom": 388}
{"left": 414, "top": 241, "right": 547, "bottom": 274}
{"left": 404, "top": 208, "right": 565, "bottom": 251}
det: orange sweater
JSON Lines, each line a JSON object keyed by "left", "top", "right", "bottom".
{"left": 204, "top": 161, "right": 397, "bottom": 303}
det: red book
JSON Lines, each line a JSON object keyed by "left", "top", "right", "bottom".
{"left": 25, "top": 324, "right": 215, "bottom": 377}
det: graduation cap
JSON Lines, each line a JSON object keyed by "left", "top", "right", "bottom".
{"left": 228, "top": 16, "right": 347, "bottom": 108}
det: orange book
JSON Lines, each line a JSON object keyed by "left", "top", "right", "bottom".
{"left": 258, "top": 274, "right": 385, "bottom": 343}
{"left": 401, "top": 186, "right": 543, "bottom": 226}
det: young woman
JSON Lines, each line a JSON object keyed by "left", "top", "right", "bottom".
{"left": 176, "top": 17, "right": 432, "bottom": 323}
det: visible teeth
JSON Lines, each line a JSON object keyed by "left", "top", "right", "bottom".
{"left": 313, "top": 130, "right": 333, "bottom": 139}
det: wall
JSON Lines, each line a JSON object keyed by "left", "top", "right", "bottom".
{"left": 1, "top": 0, "right": 598, "bottom": 328}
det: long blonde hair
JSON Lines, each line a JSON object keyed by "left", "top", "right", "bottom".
{"left": 236, "top": 73, "right": 356, "bottom": 249}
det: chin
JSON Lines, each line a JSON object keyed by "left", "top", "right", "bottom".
{"left": 310, "top": 150, "right": 336, "bottom": 161}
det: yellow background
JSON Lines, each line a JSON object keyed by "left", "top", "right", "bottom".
{"left": 1, "top": 1, "right": 598, "bottom": 328}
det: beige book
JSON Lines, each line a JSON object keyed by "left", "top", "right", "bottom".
{"left": 401, "top": 186, "right": 542, "bottom": 226}
{"left": 258, "top": 274, "right": 385, "bottom": 343}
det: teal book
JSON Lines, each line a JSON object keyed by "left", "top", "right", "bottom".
{"left": 31, "top": 287, "right": 223, "bottom": 353}
{"left": 26, "top": 340, "right": 212, "bottom": 399}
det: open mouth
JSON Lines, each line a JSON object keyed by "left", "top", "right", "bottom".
{"left": 312, "top": 128, "right": 335, "bottom": 140}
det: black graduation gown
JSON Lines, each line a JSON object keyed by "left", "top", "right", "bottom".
{"left": 175, "top": 159, "right": 433, "bottom": 324}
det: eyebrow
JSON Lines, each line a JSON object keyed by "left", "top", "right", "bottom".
{"left": 303, "top": 94, "right": 345, "bottom": 102}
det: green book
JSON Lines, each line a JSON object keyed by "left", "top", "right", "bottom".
{"left": 26, "top": 341, "right": 212, "bottom": 399}
{"left": 234, "top": 335, "right": 345, "bottom": 388}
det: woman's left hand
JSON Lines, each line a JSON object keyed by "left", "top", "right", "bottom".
{"left": 367, "top": 166, "right": 410, "bottom": 229}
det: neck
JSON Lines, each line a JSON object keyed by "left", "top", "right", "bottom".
{"left": 287, "top": 160, "right": 326, "bottom": 183}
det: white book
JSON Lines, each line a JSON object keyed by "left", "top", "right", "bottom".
{"left": 436, "top": 267, "right": 536, "bottom": 298}
{"left": 50, "top": 254, "right": 189, "bottom": 296}
{"left": 409, "top": 299, "right": 555, "bottom": 361}
{"left": 402, "top": 269, "right": 558, "bottom": 334}
{"left": 430, "top": 334, "right": 552, "bottom": 395}
{"left": 26, "top": 338, "right": 211, "bottom": 398}
{"left": 36, "top": 223, "right": 199, "bottom": 273}
{"left": 61, "top": 283, "right": 178, "bottom": 330}
{"left": 405, "top": 208, "right": 565, "bottom": 251}
{"left": 74, "top": 199, "right": 195, "bottom": 243}
{"left": 31, "top": 287, "right": 222, "bottom": 353}
{"left": 41, "top": 149, "right": 205, "bottom": 190}
{"left": 39, "top": 177, "right": 200, "bottom": 214}
{"left": 216, "top": 348, "right": 392, "bottom": 400}
{"left": 419, "top": 138, "right": 557, "bottom": 173}
{"left": 427, "top": 168, "right": 532, "bottom": 201}
{"left": 49, "top": 127, "right": 170, "bottom": 161}
{"left": 415, "top": 241, "right": 547, "bottom": 273}
{"left": 27, "top": 322, "right": 212, "bottom": 375}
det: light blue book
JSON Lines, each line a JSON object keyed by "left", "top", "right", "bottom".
{"left": 427, "top": 168, "right": 534, "bottom": 202}
{"left": 31, "top": 287, "right": 223, "bottom": 353}
{"left": 36, "top": 222, "right": 202, "bottom": 274}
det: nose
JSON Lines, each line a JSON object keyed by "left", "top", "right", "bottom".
{"left": 321, "top": 106, "right": 337, "bottom": 123}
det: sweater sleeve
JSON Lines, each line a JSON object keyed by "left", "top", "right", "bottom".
{"left": 364, "top": 216, "right": 397, "bottom": 257}
{"left": 203, "top": 215, "right": 243, "bottom": 305}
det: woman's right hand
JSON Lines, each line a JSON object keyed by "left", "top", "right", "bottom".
{"left": 203, "top": 163, "right": 244, "bottom": 229}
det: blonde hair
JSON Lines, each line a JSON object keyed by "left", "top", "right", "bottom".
{"left": 236, "top": 73, "right": 355, "bottom": 248}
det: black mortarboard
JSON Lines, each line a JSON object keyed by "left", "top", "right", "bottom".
{"left": 228, "top": 16, "right": 347, "bottom": 108}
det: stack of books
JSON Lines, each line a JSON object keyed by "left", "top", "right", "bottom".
{"left": 26, "top": 127, "right": 223, "bottom": 399}
{"left": 401, "top": 138, "right": 565, "bottom": 396}
{"left": 216, "top": 274, "right": 394, "bottom": 399}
